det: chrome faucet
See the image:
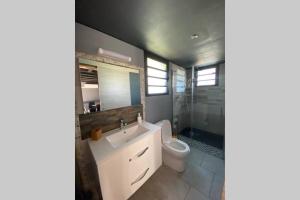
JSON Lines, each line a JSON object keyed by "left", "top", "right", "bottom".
{"left": 120, "top": 119, "right": 127, "bottom": 130}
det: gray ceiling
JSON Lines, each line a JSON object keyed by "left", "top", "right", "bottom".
{"left": 76, "top": 0, "right": 224, "bottom": 68}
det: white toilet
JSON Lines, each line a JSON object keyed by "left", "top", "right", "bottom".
{"left": 156, "top": 120, "right": 190, "bottom": 172}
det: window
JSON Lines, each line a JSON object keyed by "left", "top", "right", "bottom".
{"left": 145, "top": 54, "right": 168, "bottom": 95}
{"left": 176, "top": 69, "right": 186, "bottom": 93}
{"left": 197, "top": 66, "right": 218, "bottom": 86}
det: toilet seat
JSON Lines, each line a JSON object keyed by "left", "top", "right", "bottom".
{"left": 163, "top": 138, "right": 190, "bottom": 158}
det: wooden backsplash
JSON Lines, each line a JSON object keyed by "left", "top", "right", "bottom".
{"left": 79, "top": 104, "right": 143, "bottom": 139}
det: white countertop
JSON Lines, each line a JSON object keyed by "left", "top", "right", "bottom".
{"left": 88, "top": 121, "right": 161, "bottom": 166}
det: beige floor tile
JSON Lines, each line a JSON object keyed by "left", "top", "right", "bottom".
{"left": 187, "top": 147, "right": 206, "bottom": 167}
{"left": 179, "top": 164, "right": 214, "bottom": 197}
{"left": 201, "top": 154, "right": 225, "bottom": 177}
{"left": 129, "top": 149, "right": 225, "bottom": 200}
{"left": 185, "top": 187, "right": 209, "bottom": 200}
{"left": 210, "top": 175, "right": 224, "bottom": 200}
{"left": 129, "top": 165, "right": 190, "bottom": 200}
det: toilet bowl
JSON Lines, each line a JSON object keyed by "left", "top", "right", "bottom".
{"left": 156, "top": 120, "right": 190, "bottom": 172}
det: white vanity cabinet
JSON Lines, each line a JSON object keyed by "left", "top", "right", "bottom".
{"left": 90, "top": 122, "right": 162, "bottom": 200}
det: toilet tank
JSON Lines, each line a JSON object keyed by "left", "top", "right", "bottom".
{"left": 155, "top": 120, "right": 172, "bottom": 143}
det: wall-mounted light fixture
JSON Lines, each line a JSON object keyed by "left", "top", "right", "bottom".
{"left": 97, "top": 48, "right": 132, "bottom": 62}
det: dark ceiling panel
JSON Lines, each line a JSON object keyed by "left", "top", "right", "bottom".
{"left": 76, "top": 0, "right": 224, "bottom": 68}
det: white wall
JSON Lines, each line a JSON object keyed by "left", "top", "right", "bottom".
{"left": 81, "top": 88, "right": 100, "bottom": 102}
{"left": 97, "top": 65, "right": 131, "bottom": 110}
{"left": 76, "top": 23, "right": 144, "bottom": 67}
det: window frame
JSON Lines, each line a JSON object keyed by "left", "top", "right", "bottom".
{"left": 196, "top": 64, "right": 219, "bottom": 87}
{"left": 144, "top": 52, "right": 169, "bottom": 96}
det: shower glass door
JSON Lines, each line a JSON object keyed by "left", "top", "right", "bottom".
{"left": 172, "top": 65, "right": 190, "bottom": 137}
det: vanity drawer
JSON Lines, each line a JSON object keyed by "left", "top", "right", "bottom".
{"left": 128, "top": 146, "right": 151, "bottom": 180}
{"left": 126, "top": 136, "right": 151, "bottom": 160}
{"left": 128, "top": 147, "right": 157, "bottom": 197}
{"left": 129, "top": 166, "right": 153, "bottom": 195}
{"left": 127, "top": 138, "right": 151, "bottom": 175}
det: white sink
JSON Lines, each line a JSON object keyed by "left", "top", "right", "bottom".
{"left": 106, "top": 124, "right": 149, "bottom": 148}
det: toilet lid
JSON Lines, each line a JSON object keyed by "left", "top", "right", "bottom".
{"left": 156, "top": 120, "right": 172, "bottom": 143}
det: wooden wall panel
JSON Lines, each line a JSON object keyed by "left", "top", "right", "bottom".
{"left": 79, "top": 104, "right": 143, "bottom": 139}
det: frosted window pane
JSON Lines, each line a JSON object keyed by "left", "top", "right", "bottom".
{"left": 176, "top": 81, "right": 185, "bottom": 87}
{"left": 197, "top": 68, "right": 216, "bottom": 75}
{"left": 176, "top": 75, "right": 185, "bottom": 82}
{"left": 148, "top": 86, "right": 167, "bottom": 94}
{"left": 148, "top": 77, "right": 167, "bottom": 86}
{"left": 147, "top": 58, "right": 167, "bottom": 71}
{"left": 176, "top": 69, "right": 185, "bottom": 92}
{"left": 148, "top": 67, "right": 167, "bottom": 78}
{"left": 198, "top": 74, "right": 216, "bottom": 81}
{"left": 176, "top": 87, "right": 185, "bottom": 93}
{"left": 197, "top": 80, "right": 216, "bottom": 86}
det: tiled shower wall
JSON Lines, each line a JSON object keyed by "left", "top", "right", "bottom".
{"left": 172, "top": 62, "right": 225, "bottom": 136}
{"left": 190, "top": 63, "right": 225, "bottom": 136}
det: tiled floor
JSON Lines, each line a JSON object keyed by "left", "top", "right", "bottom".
{"left": 129, "top": 147, "right": 225, "bottom": 200}
{"left": 178, "top": 135, "right": 224, "bottom": 160}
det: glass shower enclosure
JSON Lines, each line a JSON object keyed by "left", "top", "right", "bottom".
{"left": 172, "top": 63, "right": 225, "bottom": 158}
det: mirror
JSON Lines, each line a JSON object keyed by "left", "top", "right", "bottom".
{"left": 79, "top": 58, "right": 141, "bottom": 113}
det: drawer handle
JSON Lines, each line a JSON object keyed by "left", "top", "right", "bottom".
{"left": 131, "top": 168, "right": 149, "bottom": 185}
{"left": 137, "top": 147, "right": 149, "bottom": 158}
{"left": 129, "top": 147, "right": 149, "bottom": 162}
